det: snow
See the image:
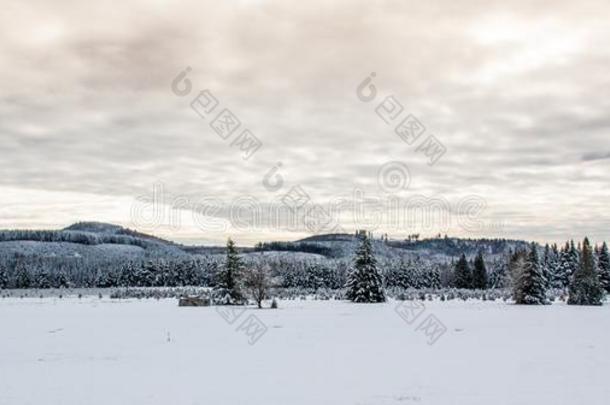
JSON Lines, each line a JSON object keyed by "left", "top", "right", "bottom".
{"left": 1, "top": 298, "right": 609, "bottom": 405}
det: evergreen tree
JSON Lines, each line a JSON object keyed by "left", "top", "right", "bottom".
{"left": 137, "top": 261, "right": 157, "bottom": 287}
{"left": 515, "top": 243, "right": 547, "bottom": 305}
{"left": 546, "top": 243, "right": 560, "bottom": 288}
{"left": 569, "top": 240, "right": 580, "bottom": 274}
{"left": 553, "top": 242, "right": 575, "bottom": 289}
{"left": 14, "top": 259, "right": 31, "bottom": 289}
{"left": 35, "top": 270, "right": 51, "bottom": 289}
{"left": 214, "top": 238, "right": 245, "bottom": 304}
{"left": 54, "top": 270, "right": 71, "bottom": 288}
{"left": 472, "top": 251, "right": 488, "bottom": 289}
{"left": 0, "top": 264, "right": 8, "bottom": 289}
{"left": 181, "top": 260, "right": 201, "bottom": 286}
{"left": 542, "top": 244, "right": 552, "bottom": 288}
{"left": 596, "top": 242, "right": 610, "bottom": 293}
{"left": 453, "top": 254, "right": 472, "bottom": 289}
{"left": 568, "top": 238, "right": 605, "bottom": 306}
{"left": 489, "top": 259, "right": 509, "bottom": 289}
{"left": 345, "top": 233, "right": 385, "bottom": 303}
{"left": 509, "top": 249, "right": 527, "bottom": 301}
{"left": 94, "top": 270, "right": 112, "bottom": 288}
{"left": 118, "top": 262, "right": 135, "bottom": 287}
{"left": 423, "top": 266, "right": 441, "bottom": 289}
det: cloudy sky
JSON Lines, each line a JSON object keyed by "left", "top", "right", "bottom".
{"left": 1, "top": 0, "right": 609, "bottom": 245}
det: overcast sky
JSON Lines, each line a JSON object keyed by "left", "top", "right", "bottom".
{"left": 1, "top": 0, "right": 609, "bottom": 245}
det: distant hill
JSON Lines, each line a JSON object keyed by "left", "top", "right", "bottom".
{"left": 0, "top": 221, "right": 531, "bottom": 265}
{"left": 0, "top": 222, "right": 188, "bottom": 262}
{"left": 261, "top": 233, "right": 530, "bottom": 263}
{"left": 0, "top": 222, "right": 538, "bottom": 289}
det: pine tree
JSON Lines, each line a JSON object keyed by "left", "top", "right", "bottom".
{"left": 54, "top": 270, "right": 70, "bottom": 288}
{"left": 472, "top": 251, "right": 488, "bottom": 289}
{"left": 345, "top": 233, "right": 385, "bottom": 303}
{"left": 489, "top": 259, "right": 509, "bottom": 288}
{"left": 597, "top": 242, "right": 610, "bottom": 293}
{"left": 569, "top": 240, "right": 580, "bottom": 274}
{"left": 14, "top": 259, "right": 31, "bottom": 289}
{"left": 509, "top": 249, "right": 527, "bottom": 302}
{"left": 0, "top": 264, "right": 8, "bottom": 289}
{"left": 568, "top": 238, "right": 605, "bottom": 306}
{"left": 94, "top": 270, "right": 112, "bottom": 288}
{"left": 182, "top": 260, "right": 201, "bottom": 286}
{"left": 35, "top": 270, "right": 51, "bottom": 289}
{"left": 546, "top": 243, "right": 560, "bottom": 288}
{"left": 542, "top": 244, "right": 552, "bottom": 288}
{"left": 515, "top": 243, "right": 547, "bottom": 305}
{"left": 453, "top": 254, "right": 472, "bottom": 289}
{"left": 118, "top": 262, "right": 136, "bottom": 287}
{"left": 214, "top": 238, "right": 245, "bottom": 304}
{"left": 137, "top": 261, "right": 157, "bottom": 287}
{"left": 553, "top": 242, "right": 575, "bottom": 289}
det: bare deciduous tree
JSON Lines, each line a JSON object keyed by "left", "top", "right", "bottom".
{"left": 244, "top": 264, "right": 272, "bottom": 308}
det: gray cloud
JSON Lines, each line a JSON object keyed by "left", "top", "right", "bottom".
{"left": 582, "top": 152, "right": 610, "bottom": 162}
{"left": 1, "top": 0, "right": 609, "bottom": 244}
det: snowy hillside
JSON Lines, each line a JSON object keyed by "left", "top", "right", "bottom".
{"left": 0, "top": 222, "right": 535, "bottom": 290}
{"left": 295, "top": 233, "right": 529, "bottom": 262}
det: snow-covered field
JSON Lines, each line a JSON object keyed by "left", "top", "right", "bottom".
{"left": 1, "top": 298, "right": 609, "bottom": 405}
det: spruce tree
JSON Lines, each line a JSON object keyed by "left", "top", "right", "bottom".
{"left": 453, "top": 254, "right": 472, "bottom": 289}
{"left": 546, "top": 243, "right": 560, "bottom": 288}
{"left": 54, "top": 270, "right": 70, "bottom": 288}
{"left": 515, "top": 243, "right": 547, "bottom": 305}
{"left": 35, "top": 270, "right": 51, "bottom": 289}
{"left": 489, "top": 260, "right": 509, "bottom": 288}
{"left": 345, "top": 233, "right": 385, "bottom": 303}
{"left": 553, "top": 242, "right": 574, "bottom": 289}
{"left": 509, "top": 249, "right": 527, "bottom": 302}
{"left": 542, "top": 244, "right": 552, "bottom": 288}
{"left": 0, "top": 264, "right": 8, "bottom": 289}
{"left": 118, "top": 262, "right": 137, "bottom": 287}
{"left": 214, "top": 238, "right": 245, "bottom": 304}
{"left": 597, "top": 242, "right": 610, "bottom": 293}
{"left": 568, "top": 238, "right": 605, "bottom": 306}
{"left": 569, "top": 240, "right": 580, "bottom": 274}
{"left": 14, "top": 259, "right": 31, "bottom": 289}
{"left": 472, "top": 251, "right": 488, "bottom": 289}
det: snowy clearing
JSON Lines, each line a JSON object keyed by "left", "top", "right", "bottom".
{"left": 1, "top": 298, "right": 609, "bottom": 405}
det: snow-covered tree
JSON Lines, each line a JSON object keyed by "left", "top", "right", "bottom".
{"left": 118, "top": 261, "right": 139, "bottom": 287}
{"left": 95, "top": 270, "right": 113, "bottom": 288}
{"left": 472, "top": 251, "right": 488, "bottom": 289}
{"left": 453, "top": 254, "right": 472, "bottom": 289}
{"left": 54, "top": 269, "right": 71, "bottom": 288}
{"left": 542, "top": 244, "right": 553, "bottom": 288}
{"left": 553, "top": 242, "right": 577, "bottom": 289}
{"left": 514, "top": 243, "right": 547, "bottom": 305}
{"left": 545, "top": 243, "right": 560, "bottom": 288}
{"left": 180, "top": 260, "right": 202, "bottom": 286}
{"left": 488, "top": 259, "right": 509, "bottom": 289}
{"left": 34, "top": 270, "right": 51, "bottom": 289}
{"left": 14, "top": 259, "right": 31, "bottom": 289}
{"left": 423, "top": 265, "right": 441, "bottom": 289}
{"left": 568, "top": 238, "right": 605, "bottom": 306}
{"left": 214, "top": 238, "right": 245, "bottom": 304}
{"left": 345, "top": 234, "right": 385, "bottom": 303}
{"left": 596, "top": 242, "right": 610, "bottom": 292}
{"left": 0, "top": 264, "right": 8, "bottom": 289}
